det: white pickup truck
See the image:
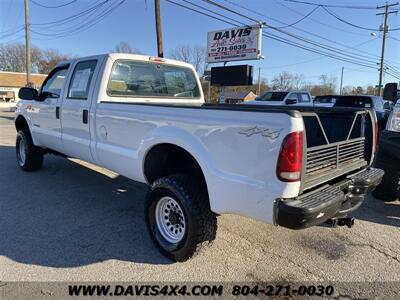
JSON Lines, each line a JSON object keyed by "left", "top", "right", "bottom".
{"left": 15, "top": 53, "right": 383, "bottom": 261}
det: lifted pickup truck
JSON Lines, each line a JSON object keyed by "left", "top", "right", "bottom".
{"left": 15, "top": 53, "right": 383, "bottom": 261}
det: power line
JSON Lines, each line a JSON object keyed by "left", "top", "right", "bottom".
{"left": 323, "top": 6, "right": 400, "bottom": 32}
{"left": 274, "top": 5, "right": 320, "bottom": 28}
{"left": 31, "top": 0, "right": 78, "bottom": 9}
{"left": 202, "top": 0, "right": 380, "bottom": 67}
{"left": 221, "top": 0, "right": 400, "bottom": 74}
{"left": 284, "top": 0, "right": 380, "bottom": 10}
{"left": 222, "top": 0, "right": 380, "bottom": 59}
{"left": 276, "top": 0, "right": 373, "bottom": 36}
{"left": 30, "top": 0, "right": 127, "bottom": 40}
{"left": 166, "top": 0, "right": 381, "bottom": 70}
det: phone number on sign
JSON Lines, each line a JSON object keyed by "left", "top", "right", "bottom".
{"left": 231, "top": 285, "right": 334, "bottom": 297}
{"left": 215, "top": 44, "right": 247, "bottom": 52}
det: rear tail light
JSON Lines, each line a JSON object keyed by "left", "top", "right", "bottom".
{"left": 277, "top": 131, "right": 303, "bottom": 182}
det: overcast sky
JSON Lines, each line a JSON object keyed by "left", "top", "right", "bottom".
{"left": 1, "top": 0, "right": 399, "bottom": 88}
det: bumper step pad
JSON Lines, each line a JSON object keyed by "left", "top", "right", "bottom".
{"left": 276, "top": 168, "right": 384, "bottom": 229}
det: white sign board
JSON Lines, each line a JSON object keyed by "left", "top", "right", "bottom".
{"left": 207, "top": 25, "right": 262, "bottom": 63}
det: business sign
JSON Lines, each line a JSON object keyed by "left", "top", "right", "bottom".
{"left": 207, "top": 25, "right": 263, "bottom": 63}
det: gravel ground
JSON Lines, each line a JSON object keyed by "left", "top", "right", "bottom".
{"left": 0, "top": 110, "right": 399, "bottom": 298}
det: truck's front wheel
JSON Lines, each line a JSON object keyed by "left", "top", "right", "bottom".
{"left": 145, "top": 174, "right": 217, "bottom": 262}
{"left": 16, "top": 129, "right": 43, "bottom": 171}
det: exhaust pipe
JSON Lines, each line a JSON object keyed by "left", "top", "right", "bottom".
{"left": 325, "top": 217, "right": 355, "bottom": 228}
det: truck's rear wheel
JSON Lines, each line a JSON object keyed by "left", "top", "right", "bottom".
{"left": 145, "top": 174, "right": 217, "bottom": 262}
{"left": 372, "top": 158, "right": 399, "bottom": 201}
{"left": 16, "top": 129, "right": 43, "bottom": 171}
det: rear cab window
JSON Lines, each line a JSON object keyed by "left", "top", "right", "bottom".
{"left": 334, "top": 96, "right": 373, "bottom": 108}
{"left": 107, "top": 60, "right": 200, "bottom": 99}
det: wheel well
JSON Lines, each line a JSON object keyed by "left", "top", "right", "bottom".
{"left": 15, "top": 115, "right": 29, "bottom": 132}
{"left": 144, "top": 143, "right": 207, "bottom": 187}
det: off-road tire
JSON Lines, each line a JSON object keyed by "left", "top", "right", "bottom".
{"left": 16, "top": 129, "right": 43, "bottom": 171}
{"left": 145, "top": 174, "right": 217, "bottom": 262}
{"left": 372, "top": 157, "right": 399, "bottom": 201}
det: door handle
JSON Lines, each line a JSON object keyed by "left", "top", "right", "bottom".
{"left": 82, "top": 109, "right": 89, "bottom": 124}
{"left": 56, "top": 106, "right": 60, "bottom": 119}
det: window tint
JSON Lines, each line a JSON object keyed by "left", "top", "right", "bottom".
{"left": 41, "top": 67, "right": 69, "bottom": 99}
{"left": 257, "top": 92, "right": 288, "bottom": 101}
{"left": 334, "top": 96, "right": 372, "bottom": 108}
{"left": 107, "top": 60, "right": 200, "bottom": 98}
{"left": 299, "top": 93, "right": 311, "bottom": 102}
{"left": 68, "top": 60, "right": 97, "bottom": 99}
{"left": 315, "top": 96, "right": 337, "bottom": 104}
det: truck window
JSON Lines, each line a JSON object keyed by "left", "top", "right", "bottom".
{"left": 257, "top": 91, "right": 288, "bottom": 101}
{"left": 40, "top": 66, "right": 69, "bottom": 99}
{"left": 334, "top": 96, "right": 373, "bottom": 108}
{"left": 298, "top": 93, "right": 311, "bottom": 103}
{"left": 107, "top": 60, "right": 200, "bottom": 99}
{"left": 67, "top": 60, "right": 97, "bottom": 100}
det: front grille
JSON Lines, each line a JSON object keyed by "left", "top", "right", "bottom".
{"left": 306, "top": 138, "right": 365, "bottom": 176}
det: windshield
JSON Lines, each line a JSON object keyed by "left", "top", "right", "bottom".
{"left": 257, "top": 92, "right": 288, "bottom": 101}
{"left": 108, "top": 60, "right": 200, "bottom": 98}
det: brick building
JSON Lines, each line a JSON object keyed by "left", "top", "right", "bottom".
{"left": 0, "top": 71, "right": 47, "bottom": 103}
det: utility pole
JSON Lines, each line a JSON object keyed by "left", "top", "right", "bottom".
{"left": 154, "top": 0, "right": 164, "bottom": 57}
{"left": 257, "top": 67, "right": 261, "bottom": 95}
{"left": 376, "top": 2, "right": 398, "bottom": 96}
{"left": 339, "top": 67, "right": 344, "bottom": 95}
{"left": 24, "top": 0, "right": 32, "bottom": 87}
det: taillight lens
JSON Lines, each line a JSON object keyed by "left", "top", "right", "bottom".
{"left": 277, "top": 131, "right": 303, "bottom": 182}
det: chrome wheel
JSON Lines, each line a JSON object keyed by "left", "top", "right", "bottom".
{"left": 18, "top": 138, "right": 26, "bottom": 166}
{"left": 155, "top": 196, "right": 186, "bottom": 243}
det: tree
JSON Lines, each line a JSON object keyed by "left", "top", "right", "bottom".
{"left": 112, "top": 41, "right": 142, "bottom": 54}
{"left": 366, "top": 85, "right": 376, "bottom": 95}
{"left": 0, "top": 43, "right": 41, "bottom": 73}
{"left": 271, "top": 71, "right": 294, "bottom": 90}
{"left": 169, "top": 44, "right": 206, "bottom": 74}
{"left": 292, "top": 73, "right": 306, "bottom": 90}
{"left": 0, "top": 43, "right": 72, "bottom": 74}
{"left": 37, "top": 49, "right": 71, "bottom": 74}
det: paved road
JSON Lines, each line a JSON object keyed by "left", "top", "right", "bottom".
{"left": 0, "top": 110, "right": 399, "bottom": 295}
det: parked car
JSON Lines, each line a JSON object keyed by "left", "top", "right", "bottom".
{"left": 333, "top": 95, "right": 391, "bottom": 131}
{"left": 373, "top": 87, "right": 400, "bottom": 200}
{"left": 246, "top": 90, "right": 313, "bottom": 106}
{"left": 15, "top": 53, "right": 383, "bottom": 261}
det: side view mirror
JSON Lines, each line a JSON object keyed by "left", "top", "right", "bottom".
{"left": 383, "top": 83, "right": 398, "bottom": 102}
{"left": 285, "top": 98, "right": 297, "bottom": 105}
{"left": 18, "top": 87, "right": 38, "bottom": 101}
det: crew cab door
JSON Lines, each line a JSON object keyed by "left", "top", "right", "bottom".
{"left": 30, "top": 64, "right": 70, "bottom": 151}
{"left": 60, "top": 59, "right": 98, "bottom": 163}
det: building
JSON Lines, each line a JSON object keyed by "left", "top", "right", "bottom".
{"left": 224, "top": 91, "right": 258, "bottom": 104}
{"left": 0, "top": 71, "right": 47, "bottom": 104}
